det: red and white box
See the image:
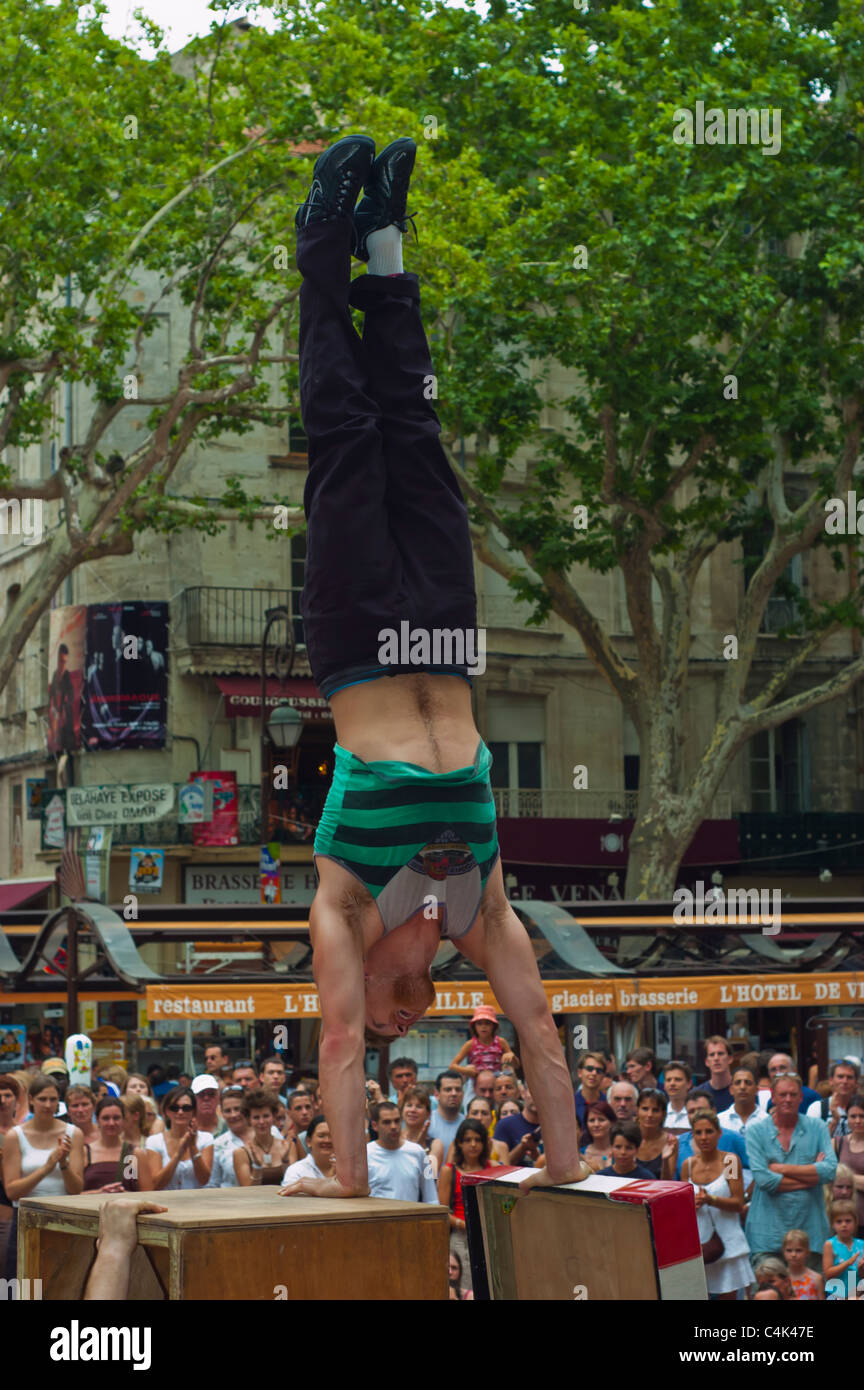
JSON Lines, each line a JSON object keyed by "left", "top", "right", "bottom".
{"left": 462, "top": 1168, "right": 707, "bottom": 1301}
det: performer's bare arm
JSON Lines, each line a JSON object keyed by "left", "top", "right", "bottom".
{"left": 456, "top": 861, "right": 592, "bottom": 1192}
{"left": 281, "top": 888, "right": 371, "bottom": 1198}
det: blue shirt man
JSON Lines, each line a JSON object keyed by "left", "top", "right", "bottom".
{"left": 746, "top": 1077, "right": 837, "bottom": 1258}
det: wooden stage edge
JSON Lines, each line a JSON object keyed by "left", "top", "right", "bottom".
{"left": 18, "top": 1188, "right": 451, "bottom": 1301}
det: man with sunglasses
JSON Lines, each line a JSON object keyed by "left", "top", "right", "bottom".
{"left": 574, "top": 1052, "right": 607, "bottom": 1128}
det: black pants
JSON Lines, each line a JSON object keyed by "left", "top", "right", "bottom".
{"left": 296, "top": 219, "right": 477, "bottom": 698}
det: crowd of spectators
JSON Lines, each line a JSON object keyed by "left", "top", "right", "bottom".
{"left": 2, "top": 1015, "right": 863, "bottom": 1301}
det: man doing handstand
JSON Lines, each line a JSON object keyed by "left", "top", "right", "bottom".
{"left": 281, "top": 134, "right": 590, "bottom": 1200}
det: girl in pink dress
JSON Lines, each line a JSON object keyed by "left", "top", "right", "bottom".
{"left": 449, "top": 1006, "right": 519, "bottom": 1079}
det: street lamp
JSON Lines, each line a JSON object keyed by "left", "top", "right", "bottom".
{"left": 260, "top": 605, "right": 301, "bottom": 844}
{"left": 267, "top": 703, "right": 303, "bottom": 749}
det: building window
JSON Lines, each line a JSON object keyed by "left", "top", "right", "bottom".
{"left": 749, "top": 720, "right": 809, "bottom": 813}
{"left": 486, "top": 694, "right": 546, "bottom": 815}
{"left": 488, "top": 740, "right": 543, "bottom": 790}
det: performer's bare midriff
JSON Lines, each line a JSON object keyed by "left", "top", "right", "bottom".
{"left": 330, "top": 672, "right": 477, "bottom": 768}
{"left": 282, "top": 135, "right": 591, "bottom": 1203}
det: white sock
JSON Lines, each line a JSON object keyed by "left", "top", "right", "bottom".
{"left": 366, "top": 224, "right": 403, "bottom": 276}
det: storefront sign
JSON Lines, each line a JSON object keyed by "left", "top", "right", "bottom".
{"left": 66, "top": 783, "right": 174, "bottom": 827}
{"left": 145, "top": 970, "right": 864, "bottom": 1021}
{"left": 184, "top": 864, "right": 317, "bottom": 905}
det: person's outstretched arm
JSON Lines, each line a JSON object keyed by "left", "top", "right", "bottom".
{"left": 84, "top": 1198, "right": 167, "bottom": 1300}
{"left": 281, "top": 897, "right": 370, "bottom": 1199}
{"left": 455, "top": 868, "right": 591, "bottom": 1193}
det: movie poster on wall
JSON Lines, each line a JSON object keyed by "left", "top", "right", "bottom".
{"left": 81, "top": 602, "right": 168, "bottom": 750}
{"left": 47, "top": 605, "right": 86, "bottom": 754}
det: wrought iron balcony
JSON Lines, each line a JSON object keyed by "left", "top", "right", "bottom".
{"left": 180, "top": 587, "right": 304, "bottom": 648}
{"left": 493, "top": 788, "right": 733, "bottom": 819}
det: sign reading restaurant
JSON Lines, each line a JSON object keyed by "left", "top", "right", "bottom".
{"left": 145, "top": 970, "right": 864, "bottom": 1020}
{"left": 66, "top": 783, "right": 175, "bottom": 827}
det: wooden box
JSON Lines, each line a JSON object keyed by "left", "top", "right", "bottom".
{"left": 463, "top": 1169, "right": 708, "bottom": 1301}
{"left": 18, "top": 1187, "right": 449, "bottom": 1301}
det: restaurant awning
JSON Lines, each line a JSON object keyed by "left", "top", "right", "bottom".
{"left": 215, "top": 676, "right": 330, "bottom": 722}
{"left": 0, "top": 878, "right": 54, "bottom": 911}
{"left": 145, "top": 969, "right": 864, "bottom": 1021}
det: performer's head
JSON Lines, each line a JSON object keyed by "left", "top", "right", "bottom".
{"left": 364, "top": 968, "right": 436, "bottom": 1045}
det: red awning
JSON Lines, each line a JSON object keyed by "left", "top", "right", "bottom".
{"left": 0, "top": 878, "right": 54, "bottom": 911}
{"left": 215, "top": 676, "right": 331, "bottom": 723}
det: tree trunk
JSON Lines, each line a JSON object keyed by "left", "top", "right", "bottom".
{"left": 623, "top": 814, "right": 688, "bottom": 898}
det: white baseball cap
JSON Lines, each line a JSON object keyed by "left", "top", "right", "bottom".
{"left": 191, "top": 1074, "right": 219, "bottom": 1094}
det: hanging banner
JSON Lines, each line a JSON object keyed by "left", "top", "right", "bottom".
{"left": 191, "top": 771, "right": 239, "bottom": 847}
{"left": 145, "top": 970, "right": 864, "bottom": 1022}
{"left": 84, "top": 826, "right": 113, "bottom": 902}
{"left": 66, "top": 782, "right": 174, "bottom": 827}
{"left": 47, "top": 605, "right": 86, "bottom": 754}
{"left": 81, "top": 601, "right": 168, "bottom": 751}
{"left": 260, "top": 843, "right": 281, "bottom": 904}
{"left": 42, "top": 792, "right": 67, "bottom": 849}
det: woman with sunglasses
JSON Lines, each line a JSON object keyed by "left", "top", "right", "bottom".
{"left": 636, "top": 1088, "right": 678, "bottom": 1179}
{"left": 146, "top": 1085, "right": 214, "bottom": 1189}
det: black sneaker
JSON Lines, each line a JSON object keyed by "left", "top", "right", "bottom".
{"left": 295, "top": 134, "right": 376, "bottom": 234}
{"left": 353, "top": 137, "right": 418, "bottom": 262}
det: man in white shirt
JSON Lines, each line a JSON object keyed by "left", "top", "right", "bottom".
{"left": 367, "top": 1102, "right": 439, "bottom": 1202}
{"left": 717, "top": 1065, "right": 768, "bottom": 1134}
{"left": 717, "top": 1064, "right": 767, "bottom": 1194}
{"left": 661, "top": 1060, "right": 693, "bottom": 1133}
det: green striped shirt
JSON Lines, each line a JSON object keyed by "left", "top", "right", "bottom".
{"left": 314, "top": 740, "right": 500, "bottom": 896}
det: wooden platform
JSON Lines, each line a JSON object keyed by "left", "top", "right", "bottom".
{"left": 463, "top": 1170, "right": 708, "bottom": 1300}
{"left": 18, "top": 1188, "right": 450, "bottom": 1301}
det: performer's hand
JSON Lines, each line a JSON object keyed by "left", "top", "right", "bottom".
{"left": 279, "top": 1175, "right": 370, "bottom": 1200}
{"left": 95, "top": 1198, "right": 168, "bottom": 1256}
